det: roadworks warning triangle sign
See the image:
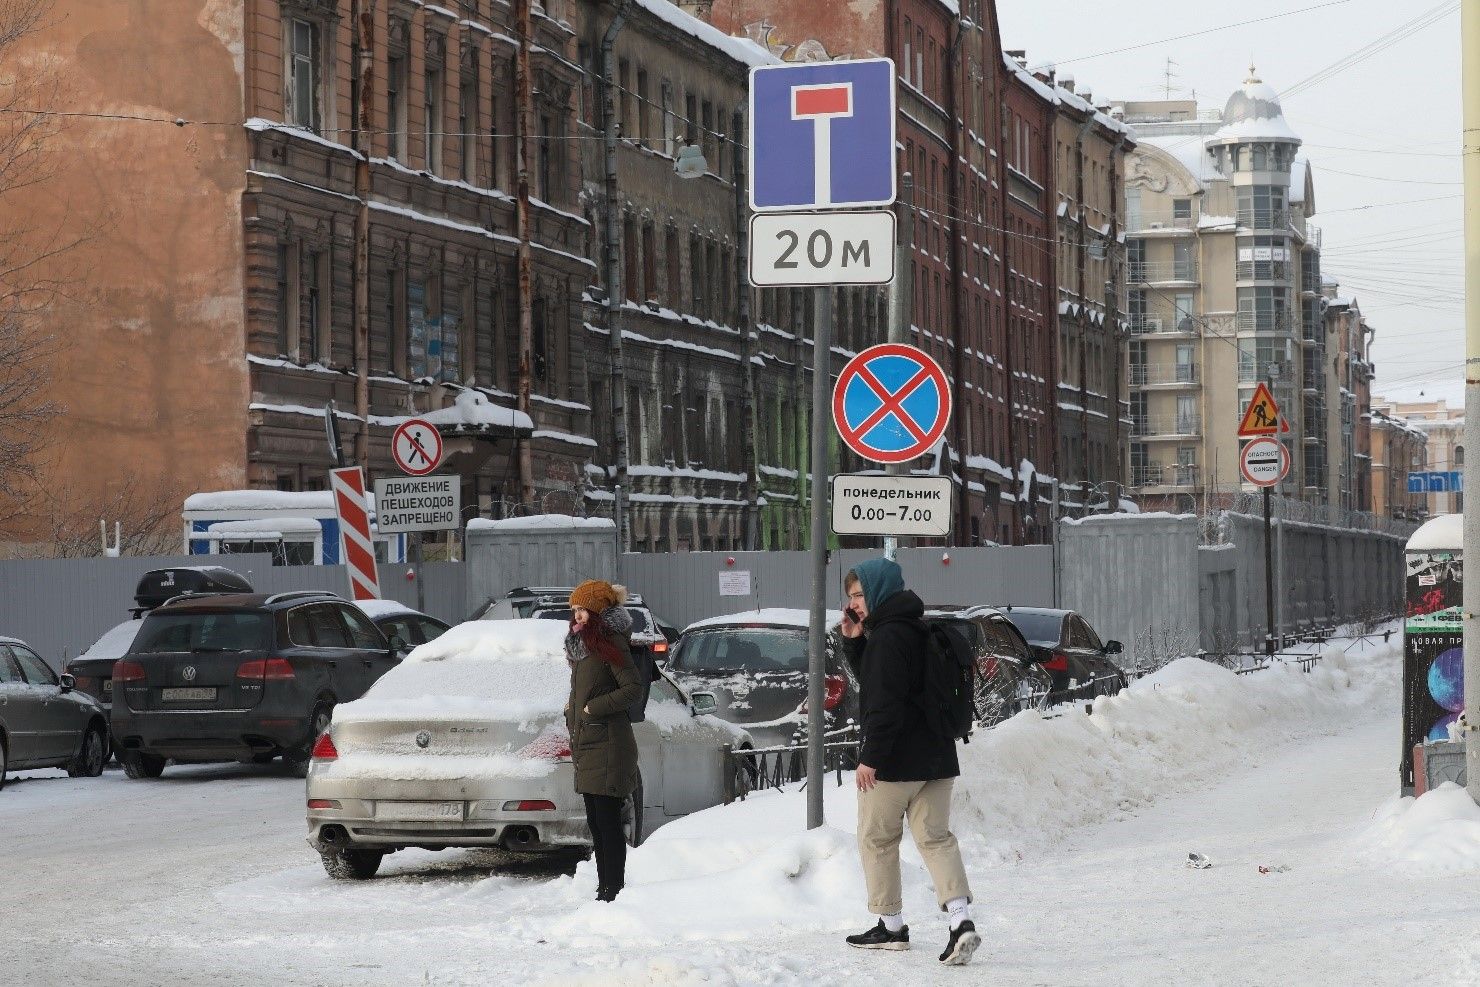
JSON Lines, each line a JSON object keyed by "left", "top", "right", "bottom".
{"left": 1238, "top": 382, "right": 1282, "bottom": 437}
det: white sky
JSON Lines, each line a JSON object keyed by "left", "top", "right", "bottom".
{"left": 996, "top": 0, "right": 1465, "bottom": 408}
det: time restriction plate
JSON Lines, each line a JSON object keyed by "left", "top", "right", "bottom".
{"left": 830, "top": 474, "right": 953, "bottom": 537}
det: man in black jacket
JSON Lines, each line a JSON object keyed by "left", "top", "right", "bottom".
{"left": 839, "top": 557, "right": 978, "bottom": 966}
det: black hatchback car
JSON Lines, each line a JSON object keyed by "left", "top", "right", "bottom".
{"left": 110, "top": 591, "right": 397, "bottom": 779}
{"left": 998, "top": 607, "right": 1127, "bottom": 703}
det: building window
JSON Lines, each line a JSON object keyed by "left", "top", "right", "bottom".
{"left": 1172, "top": 198, "right": 1192, "bottom": 221}
{"left": 665, "top": 227, "right": 680, "bottom": 308}
{"left": 636, "top": 69, "right": 649, "bottom": 146}
{"left": 684, "top": 92, "right": 697, "bottom": 145}
{"left": 276, "top": 242, "right": 295, "bottom": 353}
{"left": 407, "top": 274, "right": 429, "bottom": 379}
{"left": 538, "top": 114, "right": 552, "bottom": 200}
{"left": 286, "top": 17, "right": 323, "bottom": 133}
{"left": 387, "top": 47, "right": 408, "bottom": 161}
{"left": 532, "top": 297, "right": 548, "bottom": 382}
{"left": 623, "top": 216, "right": 638, "bottom": 302}
{"left": 661, "top": 80, "right": 676, "bottom": 155}
{"left": 302, "top": 248, "right": 324, "bottom": 362}
{"left": 459, "top": 52, "right": 478, "bottom": 182}
{"left": 642, "top": 222, "right": 657, "bottom": 303}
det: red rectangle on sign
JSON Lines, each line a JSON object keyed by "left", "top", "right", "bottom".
{"left": 793, "top": 85, "right": 851, "bottom": 117}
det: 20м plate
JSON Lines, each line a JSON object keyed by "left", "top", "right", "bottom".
{"left": 376, "top": 801, "right": 465, "bottom": 821}
{"left": 748, "top": 210, "right": 896, "bottom": 287}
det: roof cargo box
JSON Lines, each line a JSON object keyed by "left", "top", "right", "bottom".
{"left": 133, "top": 566, "right": 254, "bottom": 611}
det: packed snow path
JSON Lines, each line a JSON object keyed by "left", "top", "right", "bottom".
{"left": 5, "top": 629, "right": 1479, "bottom": 985}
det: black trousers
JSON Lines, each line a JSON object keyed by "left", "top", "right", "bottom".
{"left": 583, "top": 793, "right": 626, "bottom": 893}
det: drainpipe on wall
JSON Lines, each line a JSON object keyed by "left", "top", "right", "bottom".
{"left": 601, "top": 3, "right": 632, "bottom": 555}
{"left": 514, "top": 0, "right": 536, "bottom": 508}
{"left": 351, "top": 0, "right": 376, "bottom": 467}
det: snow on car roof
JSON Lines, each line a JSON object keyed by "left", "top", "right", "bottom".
{"left": 682, "top": 608, "right": 812, "bottom": 632}
{"left": 334, "top": 619, "right": 569, "bottom": 725}
{"left": 78, "top": 620, "right": 143, "bottom": 661}
{"left": 353, "top": 598, "right": 422, "bottom": 619}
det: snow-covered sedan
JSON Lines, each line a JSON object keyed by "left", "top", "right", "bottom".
{"left": 305, "top": 620, "right": 750, "bottom": 879}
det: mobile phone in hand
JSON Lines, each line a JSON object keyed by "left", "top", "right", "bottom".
{"left": 842, "top": 607, "right": 858, "bottom": 626}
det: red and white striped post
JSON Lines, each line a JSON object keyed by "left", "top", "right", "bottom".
{"left": 329, "top": 466, "right": 381, "bottom": 601}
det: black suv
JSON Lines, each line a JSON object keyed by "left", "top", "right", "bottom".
{"left": 110, "top": 591, "right": 396, "bottom": 779}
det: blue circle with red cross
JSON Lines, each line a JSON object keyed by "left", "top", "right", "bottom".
{"left": 832, "top": 344, "right": 952, "bottom": 465}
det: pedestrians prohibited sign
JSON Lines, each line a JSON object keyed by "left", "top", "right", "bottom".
{"left": 831, "top": 474, "right": 953, "bottom": 537}
{"left": 833, "top": 344, "right": 952, "bottom": 464}
{"left": 1240, "top": 436, "right": 1289, "bottom": 487}
{"left": 373, "top": 475, "right": 461, "bottom": 534}
{"left": 749, "top": 58, "right": 896, "bottom": 211}
{"left": 391, "top": 418, "right": 443, "bottom": 476}
{"left": 749, "top": 211, "right": 896, "bottom": 287}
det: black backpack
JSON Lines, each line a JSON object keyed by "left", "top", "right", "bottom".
{"left": 917, "top": 622, "right": 978, "bottom": 743}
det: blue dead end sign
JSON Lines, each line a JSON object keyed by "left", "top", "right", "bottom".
{"left": 749, "top": 58, "right": 897, "bottom": 212}
{"left": 832, "top": 344, "right": 952, "bottom": 465}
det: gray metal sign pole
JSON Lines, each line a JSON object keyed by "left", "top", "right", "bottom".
{"left": 806, "top": 286, "right": 833, "bottom": 830}
{"left": 883, "top": 174, "right": 914, "bottom": 562}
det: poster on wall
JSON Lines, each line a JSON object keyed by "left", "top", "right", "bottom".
{"left": 1402, "top": 549, "right": 1464, "bottom": 789}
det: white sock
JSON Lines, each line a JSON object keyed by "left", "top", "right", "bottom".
{"left": 881, "top": 912, "right": 905, "bottom": 933}
{"left": 946, "top": 897, "right": 971, "bottom": 930}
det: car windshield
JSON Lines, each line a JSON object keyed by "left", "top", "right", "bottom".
{"left": 130, "top": 612, "right": 273, "bottom": 653}
{"left": 1006, "top": 611, "right": 1064, "bottom": 645}
{"left": 670, "top": 627, "right": 809, "bottom": 674}
{"left": 534, "top": 606, "right": 650, "bottom": 632}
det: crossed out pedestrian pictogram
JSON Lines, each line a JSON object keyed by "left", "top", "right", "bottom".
{"left": 391, "top": 418, "right": 444, "bottom": 477}
{"left": 832, "top": 344, "right": 952, "bottom": 465}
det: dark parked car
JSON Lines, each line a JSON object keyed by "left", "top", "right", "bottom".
{"left": 65, "top": 566, "right": 255, "bottom": 727}
{"left": 924, "top": 606, "right": 1053, "bottom": 726}
{"left": 110, "top": 591, "right": 397, "bottom": 779}
{"left": 474, "top": 587, "right": 681, "bottom": 644}
{"left": 352, "top": 599, "right": 450, "bottom": 657}
{"left": 1, "top": 637, "right": 109, "bottom": 788}
{"left": 998, "top": 607, "right": 1127, "bottom": 703}
{"left": 666, "top": 609, "right": 855, "bottom": 749}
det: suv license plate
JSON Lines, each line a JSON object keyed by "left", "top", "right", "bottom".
{"left": 378, "top": 801, "right": 464, "bottom": 821}
{"left": 161, "top": 687, "right": 217, "bottom": 702}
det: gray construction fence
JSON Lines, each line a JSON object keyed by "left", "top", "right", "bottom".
{"left": 4, "top": 511, "right": 1403, "bottom": 673}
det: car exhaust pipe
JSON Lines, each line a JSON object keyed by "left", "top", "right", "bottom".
{"left": 318, "top": 824, "right": 348, "bottom": 846}
{"left": 502, "top": 825, "right": 540, "bottom": 852}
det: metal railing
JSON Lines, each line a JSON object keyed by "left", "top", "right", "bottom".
{"left": 1302, "top": 320, "right": 1323, "bottom": 343}
{"left": 1131, "top": 464, "right": 1200, "bottom": 487}
{"left": 1128, "top": 314, "right": 1200, "bottom": 336}
{"left": 1235, "top": 312, "right": 1296, "bottom": 334}
{"left": 722, "top": 725, "right": 860, "bottom": 804}
{"left": 1235, "top": 261, "right": 1293, "bottom": 283}
{"left": 1126, "top": 213, "right": 1197, "bottom": 233}
{"left": 1129, "top": 260, "right": 1199, "bottom": 283}
{"left": 1235, "top": 208, "right": 1290, "bottom": 230}
{"left": 1131, "top": 363, "right": 1199, "bottom": 386}
{"left": 1132, "top": 415, "right": 1201, "bottom": 437}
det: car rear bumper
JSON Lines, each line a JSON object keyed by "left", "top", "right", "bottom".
{"left": 111, "top": 707, "right": 312, "bottom": 762}
{"left": 306, "top": 762, "right": 590, "bottom": 851}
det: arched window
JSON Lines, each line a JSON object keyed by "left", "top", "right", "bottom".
{"left": 1251, "top": 145, "right": 1267, "bottom": 170}
{"left": 1457, "top": 446, "right": 1465, "bottom": 466}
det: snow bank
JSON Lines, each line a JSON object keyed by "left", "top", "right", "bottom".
{"left": 335, "top": 620, "right": 569, "bottom": 725}
{"left": 1358, "top": 783, "right": 1480, "bottom": 872}
{"left": 683, "top": 608, "right": 812, "bottom": 632}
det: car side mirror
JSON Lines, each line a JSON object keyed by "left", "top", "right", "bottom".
{"left": 690, "top": 691, "right": 718, "bottom": 716}
{"left": 1104, "top": 640, "right": 1124, "bottom": 656}
{"left": 59, "top": 673, "right": 76, "bottom": 692}
{"left": 388, "top": 635, "right": 407, "bottom": 657}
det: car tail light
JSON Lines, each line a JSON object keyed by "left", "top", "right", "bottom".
{"left": 801, "top": 675, "right": 848, "bottom": 714}
{"left": 516, "top": 731, "right": 572, "bottom": 761}
{"left": 311, "top": 732, "right": 338, "bottom": 761}
{"left": 1043, "top": 652, "right": 1070, "bottom": 672}
{"left": 501, "top": 799, "right": 557, "bottom": 811}
{"left": 236, "top": 658, "right": 296, "bottom": 680}
{"left": 652, "top": 640, "right": 668, "bottom": 654}
{"left": 307, "top": 798, "right": 341, "bottom": 809}
{"left": 980, "top": 657, "right": 1000, "bottom": 680}
{"left": 113, "top": 660, "right": 146, "bottom": 683}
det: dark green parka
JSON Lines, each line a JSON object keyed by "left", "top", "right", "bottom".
{"left": 564, "top": 615, "right": 642, "bottom": 798}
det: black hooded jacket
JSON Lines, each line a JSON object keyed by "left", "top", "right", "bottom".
{"left": 842, "top": 589, "right": 960, "bottom": 782}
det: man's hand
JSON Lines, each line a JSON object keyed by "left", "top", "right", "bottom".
{"left": 855, "top": 763, "right": 878, "bottom": 792}
{"left": 839, "top": 607, "right": 864, "bottom": 639}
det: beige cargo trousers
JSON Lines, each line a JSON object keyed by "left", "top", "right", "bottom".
{"left": 857, "top": 777, "right": 972, "bottom": 914}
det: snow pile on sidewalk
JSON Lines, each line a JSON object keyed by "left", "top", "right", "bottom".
{"left": 1358, "top": 783, "right": 1480, "bottom": 871}
{"left": 537, "top": 633, "right": 1395, "bottom": 946}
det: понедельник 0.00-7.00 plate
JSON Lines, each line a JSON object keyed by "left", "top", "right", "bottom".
{"left": 830, "top": 474, "right": 952, "bottom": 537}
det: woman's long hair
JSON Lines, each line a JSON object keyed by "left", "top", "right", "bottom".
{"left": 578, "top": 616, "right": 626, "bottom": 668}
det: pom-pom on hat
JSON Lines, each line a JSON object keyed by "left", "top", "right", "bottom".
{"left": 569, "top": 579, "right": 627, "bottom": 613}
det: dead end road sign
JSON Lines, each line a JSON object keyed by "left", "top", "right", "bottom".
{"left": 832, "top": 344, "right": 952, "bottom": 465}
{"left": 831, "top": 474, "right": 952, "bottom": 537}
{"left": 392, "top": 418, "right": 444, "bottom": 476}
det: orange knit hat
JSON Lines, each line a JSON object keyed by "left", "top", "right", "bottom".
{"left": 569, "top": 579, "right": 621, "bottom": 613}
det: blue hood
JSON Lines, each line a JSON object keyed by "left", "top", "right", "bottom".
{"left": 850, "top": 557, "right": 906, "bottom": 614}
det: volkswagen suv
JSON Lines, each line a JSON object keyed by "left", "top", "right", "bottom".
{"left": 110, "top": 591, "right": 396, "bottom": 779}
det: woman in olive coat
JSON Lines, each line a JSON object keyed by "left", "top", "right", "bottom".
{"left": 564, "top": 580, "right": 643, "bottom": 902}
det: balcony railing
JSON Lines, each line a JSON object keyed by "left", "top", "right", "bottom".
{"left": 1132, "top": 464, "right": 1200, "bottom": 487}
{"left": 1131, "top": 415, "right": 1201, "bottom": 437}
{"left": 1235, "top": 312, "right": 1296, "bottom": 334}
{"left": 1126, "top": 213, "right": 1197, "bottom": 233}
{"left": 1130, "top": 364, "right": 1200, "bottom": 386}
{"left": 1128, "top": 315, "right": 1200, "bottom": 336}
{"left": 1235, "top": 261, "right": 1293, "bottom": 283}
{"left": 1303, "top": 369, "right": 1322, "bottom": 393}
{"left": 1235, "top": 208, "right": 1290, "bottom": 230}
{"left": 1129, "top": 260, "right": 1199, "bottom": 283}
{"left": 1301, "top": 319, "right": 1323, "bottom": 343}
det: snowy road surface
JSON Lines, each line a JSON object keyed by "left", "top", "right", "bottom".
{"left": 5, "top": 630, "right": 1480, "bottom": 986}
